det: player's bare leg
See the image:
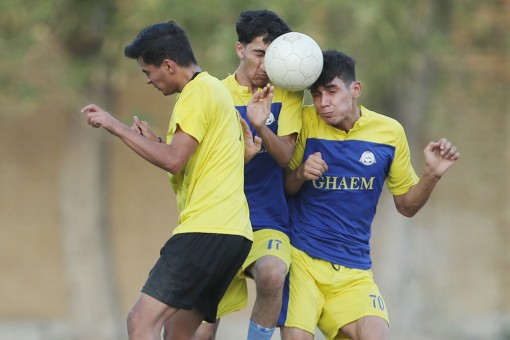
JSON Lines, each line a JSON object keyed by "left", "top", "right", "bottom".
{"left": 280, "top": 327, "right": 314, "bottom": 340}
{"left": 340, "top": 316, "right": 390, "bottom": 340}
{"left": 163, "top": 309, "right": 205, "bottom": 340}
{"left": 127, "top": 292, "right": 180, "bottom": 340}
{"left": 193, "top": 320, "right": 220, "bottom": 340}
{"left": 165, "top": 311, "right": 218, "bottom": 340}
{"left": 185, "top": 255, "right": 287, "bottom": 340}
{"left": 247, "top": 255, "right": 288, "bottom": 335}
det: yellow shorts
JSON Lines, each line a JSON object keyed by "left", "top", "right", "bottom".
{"left": 216, "top": 229, "right": 292, "bottom": 318}
{"left": 281, "top": 247, "right": 389, "bottom": 340}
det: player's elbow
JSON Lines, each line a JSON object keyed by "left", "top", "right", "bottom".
{"left": 397, "top": 207, "right": 417, "bottom": 218}
{"left": 162, "top": 157, "right": 187, "bottom": 174}
{"left": 278, "top": 148, "right": 295, "bottom": 168}
{"left": 277, "top": 157, "right": 292, "bottom": 168}
{"left": 276, "top": 137, "right": 296, "bottom": 168}
{"left": 284, "top": 185, "right": 297, "bottom": 196}
{"left": 395, "top": 201, "right": 422, "bottom": 217}
{"left": 394, "top": 196, "right": 420, "bottom": 218}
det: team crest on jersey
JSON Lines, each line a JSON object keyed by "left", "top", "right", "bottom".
{"left": 265, "top": 112, "right": 275, "bottom": 125}
{"left": 359, "top": 151, "right": 376, "bottom": 165}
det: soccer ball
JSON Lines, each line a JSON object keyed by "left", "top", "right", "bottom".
{"left": 264, "top": 32, "right": 323, "bottom": 91}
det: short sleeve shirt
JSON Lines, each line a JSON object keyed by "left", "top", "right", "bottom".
{"left": 168, "top": 72, "right": 252, "bottom": 240}
{"left": 288, "top": 105, "right": 419, "bottom": 269}
{"left": 223, "top": 74, "right": 303, "bottom": 233}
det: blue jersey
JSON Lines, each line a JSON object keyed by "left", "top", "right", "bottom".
{"left": 223, "top": 74, "right": 303, "bottom": 233}
{"left": 288, "top": 105, "right": 419, "bottom": 269}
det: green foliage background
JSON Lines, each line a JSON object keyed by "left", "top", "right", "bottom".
{"left": 0, "top": 1, "right": 508, "bottom": 338}
{"left": 2, "top": 0, "right": 507, "bottom": 123}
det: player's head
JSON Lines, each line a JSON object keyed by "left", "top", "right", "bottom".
{"left": 124, "top": 21, "right": 198, "bottom": 95}
{"left": 124, "top": 21, "right": 197, "bottom": 67}
{"left": 236, "top": 9, "right": 291, "bottom": 45}
{"left": 310, "top": 50, "right": 361, "bottom": 130}
{"left": 310, "top": 50, "right": 357, "bottom": 93}
{"left": 234, "top": 10, "right": 291, "bottom": 91}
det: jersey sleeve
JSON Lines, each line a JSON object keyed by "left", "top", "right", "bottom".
{"left": 171, "top": 82, "right": 210, "bottom": 143}
{"left": 289, "top": 105, "right": 314, "bottom": 170}
{"left": 386, "top": 123, "right": 419, "bottom": 195}
{"left": 277, "top": 89, "right": 304, "bottom": 137}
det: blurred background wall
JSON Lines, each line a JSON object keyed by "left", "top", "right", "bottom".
{"left": 0, "top": 0, "right": 508, "bottom": 339}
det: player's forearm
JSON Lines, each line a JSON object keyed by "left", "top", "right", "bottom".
{"left": 114, "top": 124, "right": 183, "bottom": 174}
{"left": 244, "top": 146, "right": 258, "bottom": 164}
{"left": 283, "top": 167, "right": 305, "bottom": 196}
{"left": 254, "top": 126, "right": 295, "bottom": 167}
{"left": 395, "top": 168, "right": 441, "bottom": 217}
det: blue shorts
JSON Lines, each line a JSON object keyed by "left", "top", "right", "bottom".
{"left": 142, "top": 233, "right": 252, "bottom": 322}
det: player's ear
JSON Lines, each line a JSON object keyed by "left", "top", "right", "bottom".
{"left": 235, "top": 42, "right": 245, "bottom": 59}
{"left": 352, "top": 81, "right": 362, "bottom": 98}
{"left": 162, "top": 59, "right": 177, "bottom": 73}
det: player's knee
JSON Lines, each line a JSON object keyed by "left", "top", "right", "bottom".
{"left": 195, "top": 331, "right": 217, "bottom": 340}
{"left": 281, "top": 326, "right": 314, "bottom": 340}
{"left": 195, "top": 322, "right": 219, "bottom": 340}
{"left": 341, "top": 316, "right": 389, "bottom": 340}
{"left": 126, "top": 308, "right": 142, "bottom": 335}
{"left": 254, "top": 259, "right": 287, "bottom": 294}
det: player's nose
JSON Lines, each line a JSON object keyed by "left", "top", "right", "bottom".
{"left": 319, "top": 95, "right": 330, "bottom": 107}
{"left": 260, "top": 60, "right": 266, "bottom": 72}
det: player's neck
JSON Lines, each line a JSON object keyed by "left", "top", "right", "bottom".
{"left": 234, "top": 71, "right": 253, "bottom": 93}
{"left": 185, "top": 65, "right": 202, "bottom": 80}
{"left": 335, "top": 107, "right": 361, "bottom": 132}
{"left": 178, "top": 65, "right": 203, "bottom": 91}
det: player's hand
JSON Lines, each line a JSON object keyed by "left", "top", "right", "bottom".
{"left": 423, "top": 137, "right": 460, "bottom": 178}
{"left": 247, "top": 83, "right": 274, "bottom": 129}
{"left": 81, "top": 104, "right": 119, "bottom": 132}
{"left": 241, "top": 118, "right": 262, "bottom": 164}
{"left": 299, "top": 152, "right": 328, "bottom": 181}
{"left": 131, "top": 116, "right": 159, "bottom": 142}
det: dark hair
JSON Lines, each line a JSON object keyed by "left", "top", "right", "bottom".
{"left": 236, "top": 9, "right": 291, "bottom": 45}
{"left": 310, "top": 50, "right": 357, "bottom": 92}
{"left": 124, "top": 21, "right": 197, "bottom": 67}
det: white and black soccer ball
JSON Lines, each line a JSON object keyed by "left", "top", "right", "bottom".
{"left": 264, "top": 32, "right": 323, "bottom": 91}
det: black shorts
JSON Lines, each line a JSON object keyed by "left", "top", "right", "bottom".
{"left": 142, "top": 232, "right": 252, "bottom": 322}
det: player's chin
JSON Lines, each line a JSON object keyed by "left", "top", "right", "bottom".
{"left": 320, "top": 115, "right": 337, "bottom": 126}
{"left": 160, "top": 89, "right": 174, "bottom": 96}
{"left": 253, "top": 75, "right": 269, "bottom": 86}
{"left": 254, "top": 80, "right": 270, "bottom": 89}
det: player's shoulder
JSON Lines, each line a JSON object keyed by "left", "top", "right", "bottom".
{"left": 272, "top": 85, "right": 304, "bottom": 102}
{"left": 361, "top": 106, "right": 404, "bottom": 131}
{"left": 188, "top": 72, "right": 235, "bottom": 109}
{"left": 302, "top": 104, "right": 319, "bottom": 120}
{"left": 222, "top": 73, "right": 236, "bottom": 85}
{"left": 190, "top": 72, "right": 222, "bottom": 90}
{"left": 222, "top": 74, "right": 249, "bottom": 96}
{"left": 296, "top": 105, "right": 322, "bottom": 131}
